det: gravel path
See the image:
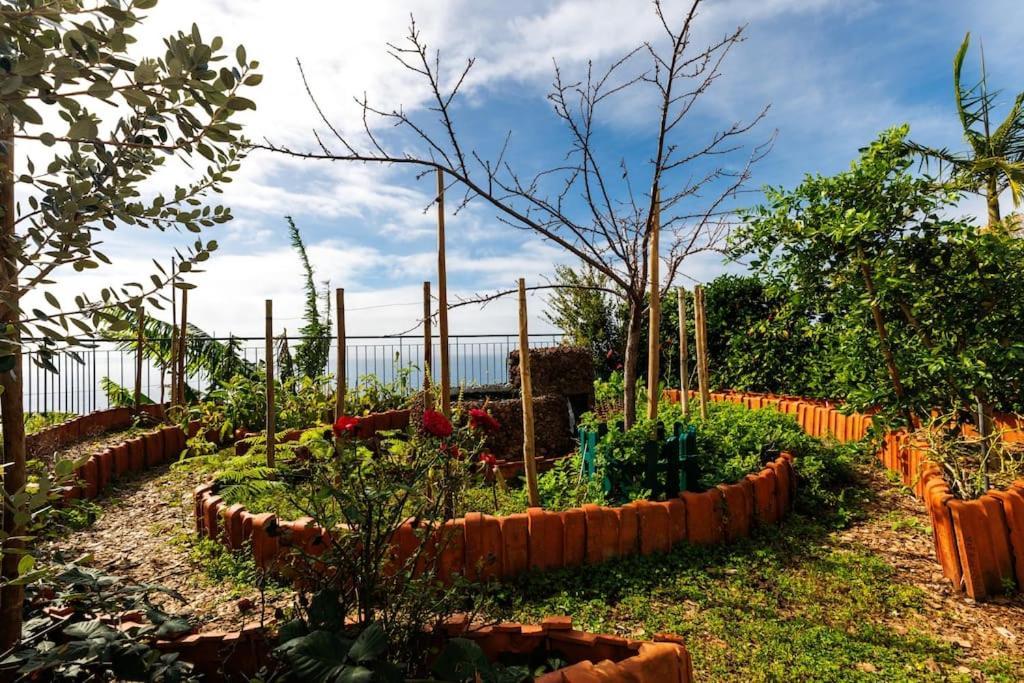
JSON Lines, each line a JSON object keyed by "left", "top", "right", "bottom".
{"left": 835, "top": 466, "right": 1024, "bottom": 672}
{"left": 42, "top": 434, "right": 291, "bottom": 633}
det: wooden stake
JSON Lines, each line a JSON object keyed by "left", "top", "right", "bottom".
{"left": 694, "top": 285, "right": 711, "bottom": 419}
{"left": 134, "top": 304, "right": 145, "bottom": 414}
{"left": 177, "top": 288, "right": 188, "bottom": 406}
{"left": 168, "top": 259, "right": 178, "bottom": 410}
{"left": 677, "top": 287, "right": 690, "bottom": 417}
{"left": 436, "top": 169, "right": 451, "bottom": 418}
{"left": 646, "top": 188, "right": 661, "bottom": 420}
{"left": 422, "top": 281, "right": 433, "bottom": 408}
{"left": 518, "top": 279, "right": 541, "bottom": 507}
{"left": 265, "top": 299, "right": 275, "bottom": 468}
{"left": 335, "top": 288, "right": 345, "bottom": 419}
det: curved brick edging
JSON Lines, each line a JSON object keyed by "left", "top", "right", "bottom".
{"left": 193, "top": 452, "right": 796, "bottom": 580}
{"left": 27, "top": 404, "right": 166, "bottom": 460}
{"left": 61, "top": 415, "right": 226, "bottom": 503}
{"left": 664, "top": 389, "right": 1024, "bottom": 600}
{"left": 154, "top": 616, "right": 691, "bottom": 682}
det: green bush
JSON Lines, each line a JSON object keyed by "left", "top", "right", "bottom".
{"left": 663, "top": 401, "right": 860, "bottom": 512}
{"left": 581, "top": 376, "right": 860, "bottom": 512}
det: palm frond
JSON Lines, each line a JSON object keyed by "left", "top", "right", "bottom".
{"left": 100, "top": 377, "right": 154, "bottom": 407}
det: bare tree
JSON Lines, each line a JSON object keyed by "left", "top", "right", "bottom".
{"left": 259, "top": 0, "right": 772, "bottom": 426}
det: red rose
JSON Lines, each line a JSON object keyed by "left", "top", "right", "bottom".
{"left": 422, "top": 410, "right": 453, "bottom": 438}
{"left": 468, "top": 408, "right": 501, "bottom": 433}
{"left": 441, "top": 442, "right": 463, "bottom": 459}
{"left": 333, "top": 415, "right": 361, "bottom": 437}
{"left": 478, "top": 452, "right": 497, "bottom": 469}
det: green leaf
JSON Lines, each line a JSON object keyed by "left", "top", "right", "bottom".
{"left": 347, "top": 623, "right": 388, "bottom": 664}
{"left": 431, "top": 638, "right": 496, "bottom": 682}
{"left": 272, "top": 630, "right": 354, "bottom": 681}
{"left": 17, "top": 554, "right": 35, "bottom": 576}
{"left": 87, "top": 80, "right": 115, "bottom": 99}
{"left": 68, "top": 118, "right": 98, "bottom": 140}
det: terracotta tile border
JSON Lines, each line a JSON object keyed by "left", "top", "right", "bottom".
{"left": 153, "top": 616, "right": 692, "bottom": 681}
{"left": 194, "top": 447, "right": 796, "bottom": 583}
{"left": 27, "top": 405, "right": 168, "bottom": 459}
{"left": 58, "top": 409, "right": 224, "bottom": 504}
{"left": 664, "top": 389, "right": 1024, "bottom": 600}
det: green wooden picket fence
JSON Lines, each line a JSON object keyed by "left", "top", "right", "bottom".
{"left": 578, "top": 421, "right": 699, "bottom": 502}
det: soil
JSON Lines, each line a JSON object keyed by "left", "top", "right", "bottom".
{"left": 41, "top": 429, "right": 291, "bottom": 634}
{"left": 837, "top": 466, "right": 1024, "bottom": 670}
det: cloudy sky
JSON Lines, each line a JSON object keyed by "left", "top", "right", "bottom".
{"left": 42, "top": 0, "right": 1024, "bottom": 340}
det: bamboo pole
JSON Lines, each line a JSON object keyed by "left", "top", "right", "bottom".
{"left": 694, "top": 285, "right": 711, "bottom": 419}
{"left": 646, "top": 188, "right": 661, "bottom": 420}
{"left": 518, "top": 279, "right": 541, "bottom": 507}
{"left": 177, "top": 288, "right": 188, "bottom": 406}
{"left": 422, "top": 281, "right": 433, "bottom": 409}
{"left": 677, "top": 287, "right": 690, "bottom": 417}
{"left": 168, "top": 259, "right": 178, "bottom": 410}
{"left": 436, "top": 169, "right": 451, "bottom": 417}
{"left": 134, "top": 304, "right": 145, "bottom": 414}
{"left": 335, "top": 288, "right": 345, "bottom": 419}
{"left": 265, "top": 299, "right": 275, "bottom": 468}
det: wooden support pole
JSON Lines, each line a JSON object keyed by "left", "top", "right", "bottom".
{"left": 436, "top": 168, "right": 451, "bottom": 418}
{"left": 518, "top": 279, "right": 541, "bottom": 507}
{"left": 134, "top": 304, "right": 145, "bottom": 414}
{"left": 168, "top": 259, "right": 178, "bottom": 410}
{"left": 677, "top": 287, "right": 690, "bottom": 418}
{"left": 265, "top": 299, "right": 276, "bottom": 468}
{"left": 694, "top": 285, "right": 711, "bottom": 419}
{"left": 335, "top": 288, "right": 345, "bottom": 419}
{"left": 646, "top": 188, "right": 661, "bottom": 420}
{"left": 177, "top": 288, "right": 188, "bottom": 406}
{"left": 422, "top": 281, "right": 433, "bottom": 408}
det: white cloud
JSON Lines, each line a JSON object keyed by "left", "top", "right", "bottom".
{"left": 31, "top": 0, "right": 1024, "bottom": 343}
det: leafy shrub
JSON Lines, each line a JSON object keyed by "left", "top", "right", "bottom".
{"left": 346, "top": 366, "right": 416, "bottom": 415}
{"left": 582, "top": 376, "right": 859, "bottom": 511}
{"left": 461, "top": 455, "right": 607, "bottom": 516}
{"left": 24, "top": 412, "right": 75, "bottom": 434}
{"left": 2, "top": 565, "right": 195, "bottom": 681}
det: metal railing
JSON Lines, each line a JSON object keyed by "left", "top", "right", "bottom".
{"left": 22, "top": 333, "right": 565, "bottom": 414}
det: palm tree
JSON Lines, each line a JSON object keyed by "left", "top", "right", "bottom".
{"left": 905, "top": 33, "right": 1024, "bottom": 227}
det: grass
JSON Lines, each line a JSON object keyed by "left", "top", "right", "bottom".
{"left": 486, "top": 506, "right": 1014, "bottom": 682}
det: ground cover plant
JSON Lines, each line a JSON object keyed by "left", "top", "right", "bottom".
{"left": 489, "top": 483, "right": 1019, "bottom": 682}
{"left": 579, "top": 376, "right": 859, "bottom": 511}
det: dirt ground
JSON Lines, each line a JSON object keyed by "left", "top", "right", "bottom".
{"left": 41, "top": 431, "right": 290, "bottom": 633}
{"left": 837, "top": 466, "right": 1024, "bottom": 671}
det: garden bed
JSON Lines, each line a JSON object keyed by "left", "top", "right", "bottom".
{"left": 152, "top": 616, "right": 693, "bottom": 681}
{"left": 666, "top": 389, "right": 1024, "bottom": 600}
{"left": 193, "top": 452, "right": 797, "bottom": 577}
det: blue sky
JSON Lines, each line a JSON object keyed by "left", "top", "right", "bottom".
{"left": 46, "top": 0, "right": 1024, "bottom": 339}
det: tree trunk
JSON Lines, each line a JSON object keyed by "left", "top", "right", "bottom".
{"left": 856, "top": 247, "right": 915, "bottom": 428}
{"left": 622, "top": 298, "right": 643, "bottom": 429}
{"left": 986, "top": 173, "right": 1001, "bottom": 229}
{"left": 0, "top": 119, "right": 26, "bottom": 649}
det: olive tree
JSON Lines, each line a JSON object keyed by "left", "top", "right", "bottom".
{"left": 0, "top": 0, "right": 259, "bottom": 647}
